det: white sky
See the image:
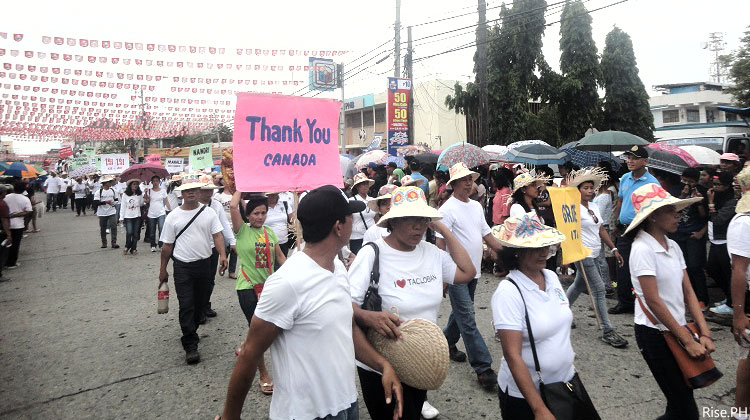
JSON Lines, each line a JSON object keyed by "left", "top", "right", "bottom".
{"left": 1, "top": 0, "right": 748, "bottom": 154}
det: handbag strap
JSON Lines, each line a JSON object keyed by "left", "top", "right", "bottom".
{"left": 635, "top": 294, "right": 661, "bottom": 326}
{"left": 505, "top": 278, "right": 544, "bottom": 383}
{"left": 355, "top": 195, "right": 370, "bottom": 229}
{"left": 365, "top": 242, "right": 380, "bottom": 288}
{"left": 175, "top": 205, "right": 206, "bottom": 243}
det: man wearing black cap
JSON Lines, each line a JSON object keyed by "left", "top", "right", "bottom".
{"left": 610, "top": 145, "right": 659, "bottom": 314}
{"left": 219, "top": 185, "right": 402, "bottom": 420}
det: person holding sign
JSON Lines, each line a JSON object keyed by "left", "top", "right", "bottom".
{"left": 349, "top": 173, "right": 376, "bottom": 254}
{"left": 564, "top": 168, "right": 628, "bottom": 348}
{"left": 624, "top": 183, "right": 714, "bottom": 420}
{"left": 491, "top": 212, "right": 601, "bottom": 420}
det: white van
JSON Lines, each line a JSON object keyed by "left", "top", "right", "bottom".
{"left": 656, "top": 133, "right": 750, "bottom": 155}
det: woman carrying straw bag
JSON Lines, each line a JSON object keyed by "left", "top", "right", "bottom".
{"left": 492, "top": 212, "right": 601, "bottom": 420}
{"left": 349, "top": 186, "right": 476, "bottom": 420}
{"left": 624, "top": 183, "right": 715, "bottom": 420}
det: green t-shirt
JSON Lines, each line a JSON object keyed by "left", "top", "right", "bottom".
{"left": 235, "top": 223, "right": 279, "bottom": 290}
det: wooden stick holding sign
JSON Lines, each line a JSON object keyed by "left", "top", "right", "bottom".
{"left": 548, "top": 187, "right": 601, "bottom": 331}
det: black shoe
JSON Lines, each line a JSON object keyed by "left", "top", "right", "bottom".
{"left": 601, "top": 330, "right": 629, "bottom": 348}
{"left": 608, "top": 303, "right": 634, "bottom": 314}
{"left": 477, "top": 369, "right": 498, "bottom": 391}
{"left": 198, "top": 315, "right": 207, "bottom": 325}
{"left": 101, "top": 243, "right": 107, "bottom": 248}
{"left": 205, "top": 308, "right": 217, "bottom": 318}
{"left": 185, "top": 349, "right": 200, "bottom": 364}
{"left": 448, "top": 346, "right": 467, "bottom": 363}
{"left": 111, "top": 244, "right": 120, "bottom": 249}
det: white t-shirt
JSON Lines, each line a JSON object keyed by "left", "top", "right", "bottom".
{"left": 95, "top": 188, "right": 118, "bottom": 216}
{"left": 119, "top": 194, "right": 144, "bottom": 220}
{"left": 593, "top": 186, "right": 616, "bottom": 227}
{"left": 58, "top": 178, "right": 70, "bottom": 193}
{"left": 509, "top": 203, "right": 541, "bottom": 220}
{"left": 362, "top": 224, "right": 389, "bottom": 244}
{"left": 160, "top": 205, "right": 223, "bottom": 262}
{"left": 147, "top": 188, "right": 168, "bottom": 218}
{"left": 255, "top": 252, "right": 358, "bottom": 420}
{"left": 349, "top": 194, "right": 376, "bottom": 240}
{"left": 266, "top": 201, "right": 290, "bottom": 245}
{"left": 491, "top": 269, "right": 576, "bottom": 398}
{"left": 4, "top": 193, "right": 32, "bottom": 229}
{"left": 112, "top": 182, "right": 125, "bottom": 201}
{"left": 630, "top": 230, "right": 687, "bottom": 330}
{"left": 167, "top": 189, "right": 182, "bottom": 211}
{"left": 90, "top": 181, "right": 101, "bottom": 196}
{"left": 437, "top": 195, "right": 491, "bottom": 275}
{"left": 580, "top": 202, "right": 602, "bottom": 259}
{"left": 349, "top": 238, "right": 456, "bottom": 372}
{"left": 209, "top": 199, "right": 236, "bottom": 246}
{"left": 44, "top": 177, "right": 62, "bottom": 194}
{"left": 214, "top": 191, "right": 232, "bottom": 219}
{"left": 727, "top": 213, "right": 750, "bottom": 291}
{"left": 708, "top": 221, "right": 727, "bottom": 245}
{"left": 72, "top": 182, "right": 87, "bottom": 199}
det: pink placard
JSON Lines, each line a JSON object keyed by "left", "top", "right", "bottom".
{"left": 232, "top": 93, "right": 342, "bottom": 192}
{"left": 145, "top": 154, "right": 161, "bottom": 164}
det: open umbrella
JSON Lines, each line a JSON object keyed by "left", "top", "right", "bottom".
{"left": 560, "top": 141, "right": 621, "bottom": 170}
{"left": 1, "top": 162, "right": 39, "bottom": 178}
{"left": 0, "top": 162, "right": 10, "bottom": 171}
{"left": 386, "top": 155, "right": 406, "bottom": 168}
{"left": 677, "top": 145, "right": 721, "bottom": 166}
{"left": 576, "top": 130, "right": 649, "bottom": 152}
{"left": 504, "top": 143, "right": 568, "bottom": 165}
{"left": 70, "top": 165, "right": 98, "bottom": 178}
{"left": 340, "top": 155, "right": 356, "bottom": 178}
{"left": 482, "top": 145, "right": 509, "bottom": 161}
{"left": 119, "top": 162, "right": 169, "bottom": 182}
{"left": 355, "top": 150, "right": 387, "bottom": 170}
{"left": 396, "top": 145, "right": 429, "bottom": 157}
{"left": 645, "top": 143, "right": 720, "bottom": 175}
{"left": 413, "top": 152, "right": 438, "bottom": 167}
{"left": 437, "top": 143, "right": 490, "bottom": 170}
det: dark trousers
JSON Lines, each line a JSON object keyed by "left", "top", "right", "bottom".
{"left": 237, "top": 288, "right": 258, "bottom": 325}
{"left": 634, "top": 324, "right": 698, "bottom": 420}
{"left": 227, "top": 246, "right": 238, "bottom": 274}
{"left": 0, "top": 231, "right": 8, "bottom": 277}
{"left": 615, "top": 234, "right": 635, "bottom": 307}
{"left": 6, "top": 228, "right": 24, "bottom": 266}
{"left": 75, "top": 198, "right": 87, "bottom": 215}
{"left": 707, "top": 243, "right": 733, "bottom": 305}
{"left": 173, "top": 257, "right": 212, "bottom": 351}
{"left": 70, "top": 194, "right": 75, "bottom": 211}
{"left": 673, "top": 233, "right": 709, "bottom": 304}
{"left": 56, "top": 192, "right": 67, "bottom": 209}
{"left": 123, "top": 217, "right": 142, "bottom": 251}
{"left": 498, "top": 387, "right": 535, "bottom": 420}
{"left": 349, "top": 238, "right": 364, "bottom": 255}
{"left": 98, "top": 214, "right": 117, "bottom": 244}
{"left": 358, "top": 367, "right": 426, "bottom": 420}
{"left": 206, "top": 248, "right": 219, "bottom": 311}
{"left": 46, "top": 192, "right": 57, "bottom": 211}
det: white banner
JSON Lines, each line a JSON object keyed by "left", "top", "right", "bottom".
{"left": 165, "top": 157, "right": 184, "bottom": 173}
{"left": 100, "top": 153, "right": 129, "bottom": 174}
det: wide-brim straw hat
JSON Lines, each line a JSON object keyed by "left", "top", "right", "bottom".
{"left": 446, "top": 162, "right": 479, "bottom": 190}
{"left": 368, "top": 184, "right": 398, "bottom": 212}
{"left": 400, "top": 174, "right": 424, "bottom": 187}
{"left": 99, "top": 176, "right": 115, "bottom": 183}
{"left": 737, "top": 166, "right": 750, "bottom": 214}
{"left": 376, "top": 186, "right": 442, "bottom": 227}
{"left": 511, "top": 170, "right": 550, "bottom": 194}
{"left": 567, "top": 167, "right": 609, "bottom": 191}
{"left": 352, "top": 172, "right": 375, "bottom": 188}
{"left": 169, "top": 175, "right": 182, "bottom": 182}
{"left": 175, "top": 181, "right": 207, "bottom": 191}
{"left": 126, "top": 179, "right": 140, "bottom": 186}
{"left": 491, "top": 211, "right": 565, "bottom": 248}
{"left": 623, "top": 184, "right": 703, "bottom": 235}
{"left": 367, "top": 318, "right": 449, "bottom": 390}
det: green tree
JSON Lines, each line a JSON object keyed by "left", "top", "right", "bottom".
{"left": 722, "top": 27, "right": 750, "bottom": 107}
{"left": 600, "top": 26, "right": 654, "bottom": 139}
{"left": 556, "top": 0, "right": 601, "bottom": 142}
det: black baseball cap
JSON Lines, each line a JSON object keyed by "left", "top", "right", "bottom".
{"left": 622, "top": 144, "right": 649, "bottom": 159}
{"left": 298, "top": 185, "right": 366, "bottom": 224}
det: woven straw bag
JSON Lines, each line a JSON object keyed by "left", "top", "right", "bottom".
{"left": 367, "top": 318, "right": 450, "bottom": 390}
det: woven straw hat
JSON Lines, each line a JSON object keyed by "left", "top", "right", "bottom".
{"left": 737, "top": 166, "right": 750, "bottom": 214}
{"left": 376, "top": 186, "right": 442, "bottom": 227}
{"left": 175, "top": 181, "right": 207, "bottom": 191}
{"left": 99, "top": 175, "right": 115, "bottom": 183}
{"left": 623, "top": 184, "right": 703, "bottom": 235}
{"left": 400, "top": 174, "right": 424, "bottom": 187}
{"left": 511, "top": 170, "right": 550, "bottom": 194}
{"left": 566, "top": 167, "right": 609, "bottom": 191}
{"left": 367, "top": 318, "right": 449, "bottom": 390}
{"left": 352, "top": 173, "right": 375, "bottom": 188}
{"left": 368, "top": 184, "right": 398, "bottom": 212}
{"left": 125, "top": 179, "right": 140, "bottom": 187}
{"left": 446, "top": 162, "right": 479, "bottom": 190}
{"left": 491, "top": 211, "right": 565, "bottom": 248}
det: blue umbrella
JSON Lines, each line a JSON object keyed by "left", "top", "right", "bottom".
{"left": 560, "top": 141, "right": 621, "bottom": 170}
{"left": 385, "top": 155, "right": 406, "bottom": 168}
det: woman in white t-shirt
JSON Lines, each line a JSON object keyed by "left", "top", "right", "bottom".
{"left": 119, "top": 179, "right": 144, "bottom": 255}
{"left": 166, "top": 179, "right": 182, "bottom": 214}
{"left": 348, "top": 173, "right": 376, "bottom": 254}
{"left": 72, "top": 177, "right": 88, "bottom": 217}
{"left": 144, "top": 175, "right": 171, "bottom": 252}
{"left": 349, "top": 186, "right": 476, "bottom": 420}
{"left": 508, "top": 171, "right": 549, "bottom": 219}
{"left": 265, "top": 192, "right": 293, "bottom": 257}
{"left": 491, "top": 211, "right": 600, "bottom": 420}
{"left": 564, "top": 168, "right": 627, "bottom": 348}
{"left": 624, "top": 183, "right": 713, "bottom": 420}
{"left": 362, "top": 184, "right": 397, "bottom": 244}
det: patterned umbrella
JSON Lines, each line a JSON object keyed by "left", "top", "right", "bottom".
{"left": 396, "top": 145, "right": 429, "bottom": 157}
{"left": 386, "top": 155, "right": 406, "bottom": 168}
{"left": 69, "top": 165, "right": 98, "bottom": 178}
{"left": 505, "top": 143, "right": 568, "bottom": 165}
{"left": 646, "top": 143, "right": 705, "bottom": 175}
{"left": 1, "top": 162, "right": 39, "bottom": 178}
{"left": 437, "top": 143, "right": 490, "bottom": 170}
{"left": 677, "top": 145, "right": 721, "bottom": 165}
{"left": 560, "top": 141, "right": 621, "bottom": 170}
{"left": 355, "top": 150, "right": 388, "bottom": 170}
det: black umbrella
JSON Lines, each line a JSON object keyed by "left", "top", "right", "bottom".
{"left": 413, "top": 153, "right": 438, "bottom": 167}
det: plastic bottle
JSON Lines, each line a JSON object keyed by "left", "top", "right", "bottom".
{"left": 157, "top": 282, "right": 169, "bottom": 314}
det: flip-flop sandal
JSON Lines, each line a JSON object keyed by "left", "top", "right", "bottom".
{"left": 259, "top": 381, "right": 274, "bottom": 395}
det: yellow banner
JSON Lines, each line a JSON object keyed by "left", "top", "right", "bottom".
{"left": 548, "top": 187, "right": 591, "bottom": 264}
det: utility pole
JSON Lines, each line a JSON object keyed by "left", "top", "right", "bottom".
{"left": 137, "top": 88, "right": 148, "bottom": 160}
{"left": 406, "top": 26, "right": 414, "bottom": 145}
{"left": 338, "top": 63, "right": 346, "bottom": 154}
{"left": 706, "top": 32, "right": 727, "bottom": 83}
{"left": 394, "top": 0, "right": 401, "bottom": 78}
{"left": 477, "top": 0, "right": 489, "bottom": 146}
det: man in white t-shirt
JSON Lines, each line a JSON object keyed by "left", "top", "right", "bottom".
{"left": 43, "top": 171, "right": 62, "bottom": 212}
{"left": 436, "top": 163, "right": 503, "bottom": 391}
{"left": 198, "top": 183, "right": 235, "bottom": 320}
{"left": 159, "top": 181, "right": 227, "bottom": 364}
{"left": 4, "top": 183, "right": 33, "bottom": 268}
{"left": 57, "top": 173, "right": 71, "bottom": 210}
{"left": 219, "top": 185, "right": 403, "bottom": 420}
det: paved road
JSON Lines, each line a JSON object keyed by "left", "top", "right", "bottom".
{"left": 0, "top": 205, "right": 740, "bottom": 419}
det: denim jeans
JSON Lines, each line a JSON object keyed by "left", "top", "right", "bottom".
{"left": 443, "top": 278, "right": 493, "bottom": 374}
{"left": 634, "top": 324, "right": 698, "bottom": 420}
{"left": 148, "top": 214, "right": 166, "bottom": 247}
{"left": 123, "top": 217, "right": 142, "bottom": 251}
{"left": 615, "top": 234, "right": 635, "bottom": 307}
{"left": 99, "top": 214, "right": 117, "bottom": 244}
{"left": 566, "top": 257, "right": 613, "bottom": 333}
{"left": 313, "top": 401, "right": 359, "bottom": 420}
{"left": 46, "top": 192, "right": 57, "bottom": 211}
{"left": 173, "top": 257, "right": 212, "bottom": 351}
{"left": 673, "top": 233, "right": 709, "bottom": 304}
